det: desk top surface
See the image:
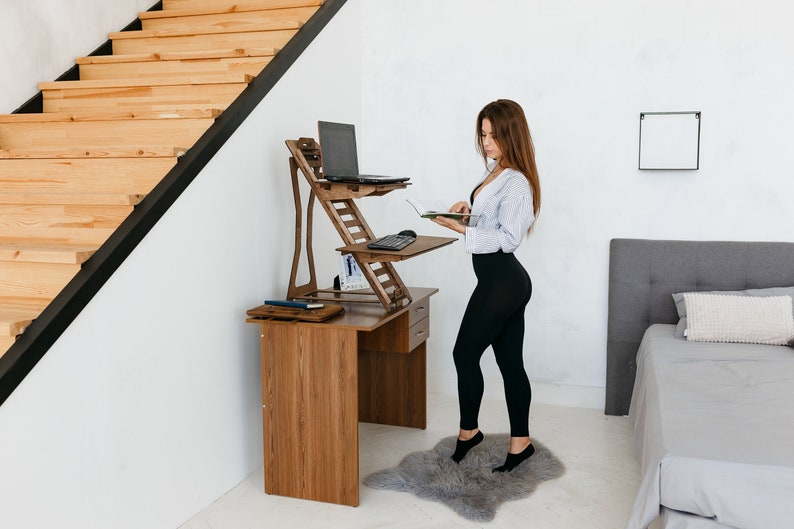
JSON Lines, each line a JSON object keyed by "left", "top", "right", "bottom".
{"left": 247, "top": 286, "right": 437, "bottom": 331}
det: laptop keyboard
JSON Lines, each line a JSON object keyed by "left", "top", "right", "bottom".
{"left": 366, "top": 233, "right": 416, "bottom": 251}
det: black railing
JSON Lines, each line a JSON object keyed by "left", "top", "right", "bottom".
{"left": 0, "top": 0, "right": 348, "bottom": 406}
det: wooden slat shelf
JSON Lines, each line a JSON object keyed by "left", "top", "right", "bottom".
{"left": 314, "top": 180, "right": 410, "bottom": 199}
{"left": 336, "top": 236, "right": 456, "bottom": 263}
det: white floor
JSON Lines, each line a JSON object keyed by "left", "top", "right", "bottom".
{"left": 179, "top": 394, "right": 645, "bottom": 529}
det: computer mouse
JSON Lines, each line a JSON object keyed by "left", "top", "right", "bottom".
{"left": 399, "top": 229, "right": 417, "bottom": 238}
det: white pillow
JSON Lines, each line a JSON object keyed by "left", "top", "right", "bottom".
{"left": 683, "top": 293, "right": 794, "bottom": 345}
{"left": 672, "top": 286, "right": 794, "bottom": 338}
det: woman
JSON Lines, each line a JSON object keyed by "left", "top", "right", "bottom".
{"left": 432, "top": 99, "right": 540, "bottom": 472}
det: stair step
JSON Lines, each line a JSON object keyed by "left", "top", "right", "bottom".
{"left": 0, "top": 204, "right": 133, "bottom": 231}
{"left": 0, "top": 297, "right": 51, "bottom": 337}
{"left": 42, "top": 81, "right": 248, "bottom": 114}
{"left": 0, "top": 336, "right": 17, "bottom": 356}
{"left": 78, "top": 56, "right": 271, "bottom": 81}
{"left": 0, "top": 193, "right": 144, "bottom": 205}
{"left": 0, "top": 243, "right": 96, "bottom": 264}
{"left": 0, "top": 109, "right": 221, "bottom": 123}
{"left": 0, "top": 206, "right": 129, "bottom": 247}
{"left": 75, "top": 47, "right": 277, "bottom": 64}
{"left": 0, "top": 261, "right": 83, "bottom": 299}
{"left": 140, "top": 6, "right": 319, "bottom": 32}
{"left": 0, "top": 147, "right": 185, "bottom": 159}
{"left": 0, "top": 226, "right": 116, "bottom": 246}
{"left": 0, "top": 116, "right": 214, "bottom": 152}
{"left": 160, "top": 0, "right": 322, "bottom": 12}
{"left": 0, "top": 157, "right": 176, "bottom": 195}
{"left": 110, "top": 21, "right": 301, "bottom": 41}
{"left": 0, "top": 243, "right": 95, "bottom": 264}
{"left": 39, "top": 73, "right": 253, "bottom": 91}
{"left": 112, "top": 27, "right": 298, "bottom": 55}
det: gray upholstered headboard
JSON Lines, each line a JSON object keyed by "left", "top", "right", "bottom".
{"left": 605, "top": 238, "right": 794, "bottom": 416}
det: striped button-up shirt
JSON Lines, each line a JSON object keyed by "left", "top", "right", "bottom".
{"left": 464, "top": 166, "right": 536, "bottom": 254}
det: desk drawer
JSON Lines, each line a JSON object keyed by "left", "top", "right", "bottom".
{"left": 358, "top": 300, "right": 431, "bottom": 354}
{"left": 408, "top": 298, "right": 430, "bottom": 327}
{"left": 407, "top": 314, "right": 430, "bottom": 352}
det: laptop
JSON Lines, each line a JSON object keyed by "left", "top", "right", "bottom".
{"left": 317, "top": 121, "right": 410, "bottom": 184}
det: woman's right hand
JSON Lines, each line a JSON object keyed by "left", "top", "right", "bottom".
{"left": 449, "top": 201, "right": 470, "bottom": 215}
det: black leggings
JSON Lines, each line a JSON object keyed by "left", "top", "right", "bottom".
{"left": 453, "top": 251, "right": 532, "bottom": 437}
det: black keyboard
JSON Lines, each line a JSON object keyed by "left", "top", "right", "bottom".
{"left": 366, "top": 233, "right": 416, "bottom": 251}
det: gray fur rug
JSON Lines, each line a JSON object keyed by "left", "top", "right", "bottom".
{"left": 363, "top": 434, "right": 565, "bottom": 522}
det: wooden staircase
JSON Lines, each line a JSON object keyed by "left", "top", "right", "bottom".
{"left": 0, "top": 0, "right": 326, "bottom": 357}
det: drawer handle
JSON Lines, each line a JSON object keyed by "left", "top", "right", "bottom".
{"left": 415, "top": 330, "right": 427, "bottom": 337}
{"left": 414, "top": 305, "right": 427, "bottom": 313}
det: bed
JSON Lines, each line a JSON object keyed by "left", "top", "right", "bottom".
{"left": 605, "top": 239, "right": 794, "bottom": 529}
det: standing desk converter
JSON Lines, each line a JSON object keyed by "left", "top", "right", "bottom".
{"left": 246, "top": 136, "right": 455, "bottom": 507}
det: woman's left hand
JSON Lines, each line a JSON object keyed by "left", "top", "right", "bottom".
{"left": 431, "top": 215, "right": 467, "bottom": 234}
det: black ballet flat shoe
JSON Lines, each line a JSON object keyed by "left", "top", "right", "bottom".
{"left": 451, "top": 430, "right": 484, "bottom": 463}
{"left": 492, "top": 443, "right": 535, "bottom": 473}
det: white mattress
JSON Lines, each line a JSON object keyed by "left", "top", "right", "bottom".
{"left": 626, "top": 324, "right": 794, "bottom": 529}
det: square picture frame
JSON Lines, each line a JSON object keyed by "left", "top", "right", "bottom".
{"left": 638, "top": 111, "right": 701, "bottom": 170}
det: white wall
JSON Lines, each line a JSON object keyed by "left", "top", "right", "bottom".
{"left": 358, "top": 0, "right": 794, "bottom": 407}
{"left": 0, "top": 1, "right": 360, "bottom": 528}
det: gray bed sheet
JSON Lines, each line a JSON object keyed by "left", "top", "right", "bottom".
{"left": 661, "top": 508, "right": 736, "bottom": 529}
{"left": 627, "top": 324, "right": 794, "bottom": 529}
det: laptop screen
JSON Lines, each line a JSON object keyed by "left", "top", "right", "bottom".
{"left": 318, "top": 121, "right": 359, "bottom": 177}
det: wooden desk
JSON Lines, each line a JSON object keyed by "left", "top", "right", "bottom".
{"left": 247, "top": 287, "right": 437, "bottom": 506}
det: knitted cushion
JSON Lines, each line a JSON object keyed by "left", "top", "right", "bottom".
{"left": 683, "top": 293, "right": 794, "bottom": 345}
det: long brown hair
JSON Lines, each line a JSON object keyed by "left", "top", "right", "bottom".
{"left": 476, "top": 99, "right": 541, "bottom": 225}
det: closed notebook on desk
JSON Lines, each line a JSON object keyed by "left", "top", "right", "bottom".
{"left": 246, "top": 303, "right": 344, "bottom": 322}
